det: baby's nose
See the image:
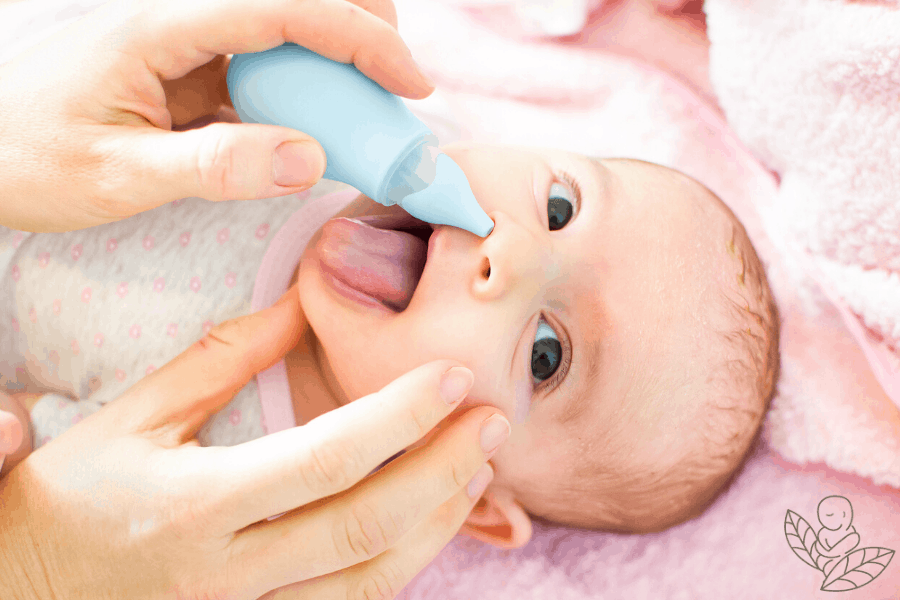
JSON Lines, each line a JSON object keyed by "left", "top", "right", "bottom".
{"left": 471, "top": 212, "right": 550, "bottom": 300}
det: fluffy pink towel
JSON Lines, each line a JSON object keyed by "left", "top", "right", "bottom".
{"left": 704, "top": 0, "right": 900, "bottom": 485}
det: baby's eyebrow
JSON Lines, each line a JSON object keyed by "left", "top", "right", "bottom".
{"left": 558, "top": 336, "right": 603, "bottom": 426}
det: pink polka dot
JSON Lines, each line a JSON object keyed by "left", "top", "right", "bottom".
{"left": 71, "top": 339, "right": 80, "bottom": 355}
{"left": 71, "top": 244, "right": 82, "bottom": 261}
{"left": 11, "top": 317, "right": 20, "bottom": 332}
{"left": 229, "top": 409, "right": 242, "bottom": 426}
{"left": 153, "top": 277, "right": 166, "bottom": 292}
{"left": 172, "top": 198, "right": 185, "bottom": 207}
{"left": 179, "top": 232, "right": 191, "bottom": 247}
{"left": 143, "top": 235, "right": 155, "bottom": 250}
{"left": 129, "top": 324, "right": 142, "bottom": 339}
{"left": 202, "top": 320, "right": 214, "bottom": 334}
{"left": 11, "top": 232, "right": 23, "bottom": 248}
{"left": 166, "top": 323, "right": 178, "bottom": 337}
{"left": 11, "top": 265, "right": 20, "bottom": 281}
{"left": 15, "top": 366, "right": 24, "bottom": 378}
{"left": 48, "top": 350, "right": 59, "bottom": 363}
{"left": 190, "top": 276, "right": 202, "bottom": 292}
{"left": 94, "top": 333, "right": 104, "bottom": 348}
{"left": 41, "top": 436, "right": 51, "bottom": 445}
{"left": 38, "top": 252, "right": 50, "bottom": 268}
{"left": 217, "top": 228, "right": 230, "bottom": 244}
{"left": 28, "top": 307, "right": 37, "bottom": 323}
{"left": 256, "top": 223, "right": 270, "bottom": 239}
{"left": 71, "top": 414, "right": 83, "bottom": 425}
{"left": 57, "top": 399, "right": 67, "bottom": 409}
{"left": 52, "top": 299, "right": 62, "bottom": 314}
{"left": 106, "top": 238, "right": 118, "bottom": 253}
{"left": 224, "top": 272, "right": 236, "bottom": 288}
{"left": 145, "top": 365, "right": 156, "bottom": 375}
{"left": 117, "top": 282, "right": 128, "bottom": 298}
{"left": 115, "top": 369, "right": 127, "bottom": 382}
{"left": 81, "top": 287, "right": 92, "bottom": 303}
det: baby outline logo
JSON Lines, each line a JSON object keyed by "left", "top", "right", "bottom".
{"left": 784, "top": 495, "right": 894, "bottom": 592}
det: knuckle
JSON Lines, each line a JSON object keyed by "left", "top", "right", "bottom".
{"left": 403, "top": 402, "right": 433, "bottom": 441}
{"left": 447, "top": 454, "right": 470, "bottom": 491}
{"left": 353, "top": 560, "right": 406, "bottom": 600}
{"left": 195, "top": 124, "right": 238, "bottom": 201}
{"left": 199, "top": 317, "right": 249, "bottom": 349}
{"left": 339, "top": 501, "right": 393, "bottom": 562}
{"left": 301, "top": 438, "right": 359, "bottom": 497}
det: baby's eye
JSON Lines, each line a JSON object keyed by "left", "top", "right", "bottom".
{"left": 532, "top": 319, "right": 562, "bottom": 382}
{"left": 548, "top": 182, "right": 574, "bottom": 231}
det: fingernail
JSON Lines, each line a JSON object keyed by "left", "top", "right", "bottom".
{"left": 480, "top": 414, "right": 510, "bottom": 457}
{"left": 467, "top": 463, "right": 493, "bottom": 499}
{"left": 274, "top": 141, "right": 325, "bottom": 187}
{"left": 440, "top": 367, "right": 473, "bottom": 406}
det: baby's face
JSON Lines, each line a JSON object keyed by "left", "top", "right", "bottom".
{"left": 297, "top": 143, "right": 739, "bottom": 505}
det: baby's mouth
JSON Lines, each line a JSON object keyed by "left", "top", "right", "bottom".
{"left": 316, "top": 212, "right": 433, "bottom": 312}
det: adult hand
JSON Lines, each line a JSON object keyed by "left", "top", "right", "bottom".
{"left": 0, "top": 0, "right": 434, "bottom": 232}
{"left": 0, "top": 285, "right": 507, "bottom": 600}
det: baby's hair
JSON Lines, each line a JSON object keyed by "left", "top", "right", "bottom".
{"left": 517, "top": 169, "right": 781, "bottom": 534}
{"left": 664, "top": 209, "right": 782, "bottom": 528}
{"left": 614, "top": 183, "right": 780, "bottom": 533}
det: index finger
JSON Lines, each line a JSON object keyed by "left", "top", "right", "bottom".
{"left": 125, "top": 0, "right": 433, "bottom": 100}
{"left": 202, "top": 359, "right": 474, "bottom": 534}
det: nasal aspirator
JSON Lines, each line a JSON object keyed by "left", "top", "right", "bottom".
{"left": 226, "top": 43, "right": 494, "bottom": 237}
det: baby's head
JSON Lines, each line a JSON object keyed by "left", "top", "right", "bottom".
{"left": 296, "top": 142, "right": 780, "bottom": 545}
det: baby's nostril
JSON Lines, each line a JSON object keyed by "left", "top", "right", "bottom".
{"left": 481, "top": 258, "right": 491, "bottom": 279}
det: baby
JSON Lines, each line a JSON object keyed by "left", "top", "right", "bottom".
{"left": 0, "top": 142, "right": 780, "bottom": 544}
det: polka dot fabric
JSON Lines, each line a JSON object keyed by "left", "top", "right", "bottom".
{"left": 0, "top": 179, "right": 352, "bottom": 449}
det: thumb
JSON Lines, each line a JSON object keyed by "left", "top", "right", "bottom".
{"left": 109, "top": 123, "right": 327, "bottom": 207}
{"left": 0, "top": 408, "right": 23, "bottom": 455}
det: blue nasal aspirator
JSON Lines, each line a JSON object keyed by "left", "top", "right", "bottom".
{"left": 226, "top": 43, "right": 494, "bottom": 237}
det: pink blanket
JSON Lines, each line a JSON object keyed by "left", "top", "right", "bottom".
{"left": 2, "top": 0, "right": 898, "bottom": 596}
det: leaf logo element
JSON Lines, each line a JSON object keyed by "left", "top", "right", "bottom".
{"left": 820, "top": 547, "right": 894, "bottom": 592}
{"left": 785, "top": 510, "right": 820, "bottom": 569}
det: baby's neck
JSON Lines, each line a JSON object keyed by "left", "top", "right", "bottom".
{"left": 284, "top": 315, "right": 348, "bottom": 426}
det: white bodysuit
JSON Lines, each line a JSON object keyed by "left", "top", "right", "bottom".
{"left": 0, "top": 181, "right": 358, "bottom": 448}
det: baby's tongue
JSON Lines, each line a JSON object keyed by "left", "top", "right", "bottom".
{"left": 317, "top": 217, "right": 426, "bottom": 311}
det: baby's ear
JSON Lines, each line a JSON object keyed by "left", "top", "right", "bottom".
{"left": 459, "top": 488, "right": 532, "bottom": 549}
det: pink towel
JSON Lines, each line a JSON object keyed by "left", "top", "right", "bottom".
{"left": 704, "top": 0, "right": 900, "bottom": 486}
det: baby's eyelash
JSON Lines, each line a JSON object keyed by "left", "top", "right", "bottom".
{"left": 556, "top": 171, "right": 582, "bottom": 214}
{"left": 536, "top": 315, "right": 573, "bottom": 395}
